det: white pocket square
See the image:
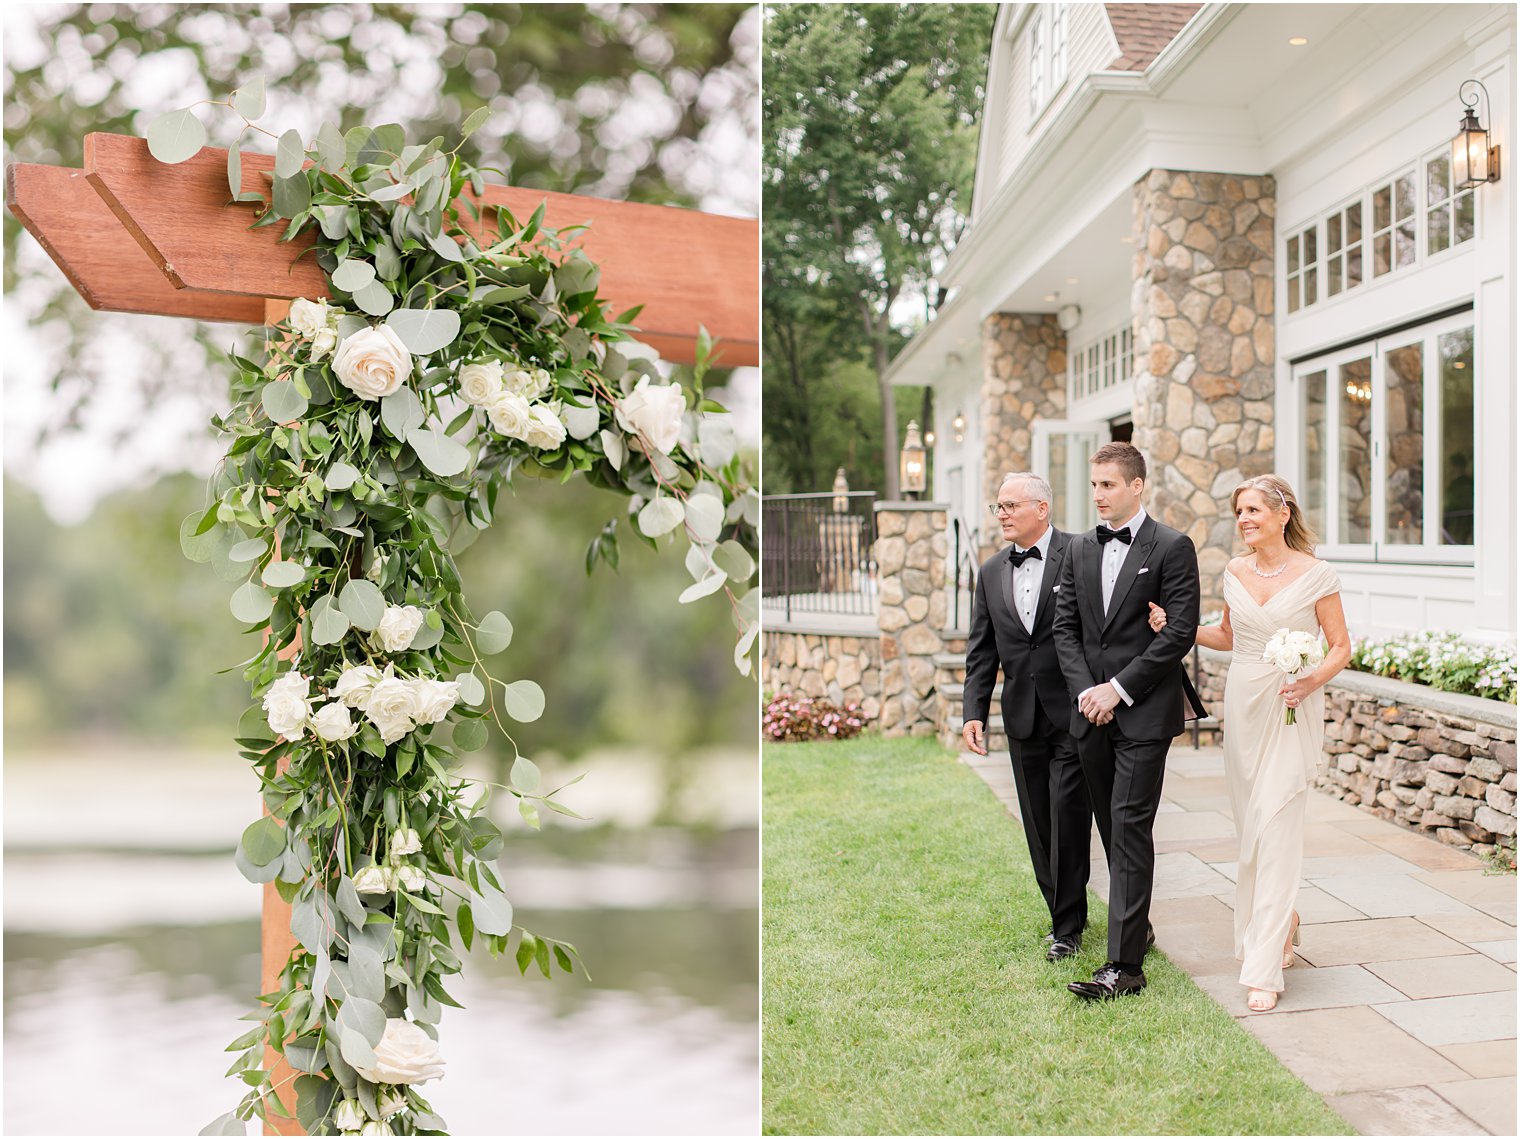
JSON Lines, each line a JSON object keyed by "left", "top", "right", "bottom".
{"left": 1137, "top": 567, "right": 1150, "bottom": 575}
{"left": 1052, "top": 585, "right": 1062, "bottom": 592}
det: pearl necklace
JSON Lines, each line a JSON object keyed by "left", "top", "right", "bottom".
{"left": 1251, "top": 557, "right": 1288, "bottom": 579}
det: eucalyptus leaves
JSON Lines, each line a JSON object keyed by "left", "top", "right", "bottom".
{"left": 157, "top": 76, "right": 756, "bottom": 1137}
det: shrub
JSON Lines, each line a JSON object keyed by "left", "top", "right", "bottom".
{"left": 764, "top": 693, "right": 868, "bottom": 742}
{"left": 1348, "top": 631, "right": 1517, "bottom": 703}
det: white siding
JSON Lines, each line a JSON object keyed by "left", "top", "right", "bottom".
{"left": 987, "top": 5, "right": 1121, "bottom": 198}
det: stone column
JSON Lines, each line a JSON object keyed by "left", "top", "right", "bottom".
{"left": 874, "top": 502, "right": 949, "bottom": 736}
{"left": 1131, "top": 170, "right": 1276, "bottom": 612}
{"left": 979, "top": 314, "right": 1067, "bottom": 561}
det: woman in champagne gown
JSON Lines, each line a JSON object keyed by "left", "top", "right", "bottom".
{"left": 1149, "top": 475, "right": 1350, "bottom": 1012}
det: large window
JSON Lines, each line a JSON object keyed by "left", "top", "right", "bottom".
{"left": 1297, "top": 312, "right": 1475, "bottom": 560}
{"left": 1284, "top": 147, "right": 1474, "bottom": 315}
{"left": 1028, "top": 4, "right": 1067, "bottom": 117}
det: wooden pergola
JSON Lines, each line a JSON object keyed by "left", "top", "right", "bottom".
{"left": 6, "top": 131, "right": 758, "bottom": 1134}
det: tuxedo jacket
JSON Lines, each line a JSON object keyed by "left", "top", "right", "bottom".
{"left": 963, "top": 528, "right": 1075, "bottom": 741}
{"left": 1051, "top": 514, "right": 1206, "bottom": 741}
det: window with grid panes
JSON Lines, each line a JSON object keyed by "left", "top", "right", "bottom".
{"left": 1424, "top": 148, "right": 1476, "bottom": 257}
{"left": 1371, "top": 169, "right": 1417, "bottom": 277}
{"left": 1325, "top": 199, "right": 1363, "bottom": 298}
{"left": 1286, "top": 223, "right": 1317, "bottom": 312}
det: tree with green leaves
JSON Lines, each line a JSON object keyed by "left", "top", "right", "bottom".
{"left": 762, "top": 2, "right": 992, "bottom": 497}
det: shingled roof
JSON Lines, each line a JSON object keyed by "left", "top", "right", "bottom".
{"left": 1105, "top": 4, "right": 1203, "bottom": 71}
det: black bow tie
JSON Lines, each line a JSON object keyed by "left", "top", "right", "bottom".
{"left": 1009, "top": 545, "right": 1043, "bottom": 567}
{"left": 1096, "top": 525, "right": 1133, "bottom": 545}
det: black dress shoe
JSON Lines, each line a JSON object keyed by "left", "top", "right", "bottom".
{"left": 1046, "top": 935, "right": 1081, "bottom": 962}
{"left": 1067, "top": 962, "right": 1146, "bottom": 1000}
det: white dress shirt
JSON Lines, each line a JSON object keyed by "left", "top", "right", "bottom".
{"left": 1011, "top": 525, "right": 1054, "bottom": 633}
{"left": 1086, "top": 506, "right": 1148, "bottom": 709}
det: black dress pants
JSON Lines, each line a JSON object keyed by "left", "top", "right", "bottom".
{"left": 1008, "top": 703, "right": 1092, "bottom": 940}
{"left": 1075, "top": 722, "right": 1169, "bottom": 966}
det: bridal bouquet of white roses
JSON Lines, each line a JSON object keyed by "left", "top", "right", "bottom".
{"left": 1262, "top": 629, "right": 1324, "bottom": 724}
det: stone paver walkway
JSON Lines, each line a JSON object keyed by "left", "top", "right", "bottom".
{"left": 962, "top": 743, "right": 1517, "bottom": 1136}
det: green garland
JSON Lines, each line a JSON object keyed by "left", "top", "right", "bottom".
{"left": 152, "top": 79, "right": 758, "bottom": 1137}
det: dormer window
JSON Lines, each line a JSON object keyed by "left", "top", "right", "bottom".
{"left": 1029, "top": 4, "right": 1069, "bottom": 118}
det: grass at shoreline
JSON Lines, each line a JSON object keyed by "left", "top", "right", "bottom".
{"left": 761, "top": 734, "right": 1352, "bottom": 1136}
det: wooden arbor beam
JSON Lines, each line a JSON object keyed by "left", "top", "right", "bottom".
{"left": 77, "top": 132, "right": 757, "bottom": 366}
{"left": 5, "top": 162, "right": 266, "bottom": 322}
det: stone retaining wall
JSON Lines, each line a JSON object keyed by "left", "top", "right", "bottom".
{"left": 761, "top": 628, "right": 882, "bottom": 721}
{"left": 1317, "top": 673, "right": 1517, "bottom": 856}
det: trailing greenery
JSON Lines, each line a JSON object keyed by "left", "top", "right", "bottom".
{"left": 153, "top": 80, "right": 756, "bottom": 1137}
{"left": 1349, "top": 630, "right": 1516, "bottom": 703}
{"left": 762, "top": 735, "right": 1354, "bottom": 1136}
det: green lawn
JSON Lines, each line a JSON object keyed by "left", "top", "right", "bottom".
{"left": 762, "top": 735, "right": 1353, "bottom": 1136}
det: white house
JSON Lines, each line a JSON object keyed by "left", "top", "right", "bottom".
{"left": 891, "top": 2, "right": 1515, "bottom": 639}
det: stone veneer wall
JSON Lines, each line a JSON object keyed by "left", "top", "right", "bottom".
{"left": 761, "top": 629, "right": 883, "bottom": 721}
{"left": 1131, "top": 169, "right": 1277, "bottom": 613}
{"left": 1318, "top": 673, "right": 1517, "bottom": 855}
{"left": 978, "top": 314, "right": 1066, "bottom": 561}
{"left": 875, "top": 503, "right": 949, "bottom": 736}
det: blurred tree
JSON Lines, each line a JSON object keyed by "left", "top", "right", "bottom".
{"left": 761, "top": 2, "right": 991, "bottom": 497}
{"left": 3, "top": 469, "right": 756, "bottom": 766}
{"left": 3, "top": 2, "right": 757, "bottom": 502}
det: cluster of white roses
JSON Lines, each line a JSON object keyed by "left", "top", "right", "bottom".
{"left": 457, "top": 358, "right": 567, "bottom": 450}
{"left": 288, "top": 297, "right": 342, "bottom": 360}
{"left": 352, "top": 827, "right": 433, "bottom": 895}
{"left": 333, "top": 1018, "right": 445, "bottom": 1135}
{"left": 263, "top": 662, "right": 460, "bottom": 746}
{"left": 1262, "top": 628, "right": 1325, "bottom": 675}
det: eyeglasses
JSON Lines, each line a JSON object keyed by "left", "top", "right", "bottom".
{"left": 988, "top": 500, "right": 1035, "bottom": 516}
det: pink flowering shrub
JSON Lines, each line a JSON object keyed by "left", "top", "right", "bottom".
{"left": 764, "top": 693, "right": 868, "bottom": 742}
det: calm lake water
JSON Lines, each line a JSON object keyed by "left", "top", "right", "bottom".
{"left": 4, "top": 748, "right": 758, "bottom": 1136}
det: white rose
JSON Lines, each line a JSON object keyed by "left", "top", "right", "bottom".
{"left": 486, "top": 390, "right": 533, "bottom": 439}
{"left": 289, "top": 298, "right": 331, "bottom": 339}
{"left": 394, "top": 865, "right": 429, "bottom": 893}
{"left": 310, "top": 326, "right": 338, "bottom": 361}
{"left": 353, "top": 865, "right": 394, "bottom": 894}
{"left": 333, "top": 325, "right": 412, "bottom": 401}
{"left": 523, "top": 404, "right": 568, "bottom": 450}
{"left": 333, "top": 1099, "right": 366, "bottom": 1132}
{"left": 409, "top": 677, "right": 460, "bottom": 725}
{"left": 376, "top": 1088, "right": 407, "bottom": 1119}
{"left": 376, "top": 605, "right": 424, "bottom": 653}
{"left": 364, "top": 669, "right": 421, "bottom": 744}
{"left": 310, "top": 701, "right": 359, "bottom": 742}
{"left": 263, "top": 671, "right": 312, "bottom": 739}
{"left": 458, "top": 360, "right": 505, "bottom": 406}
{"left": 389, "top": 828, "right": 423, "bottom": 858}
{"left": 333, "top": 664, "right": 383, "bottom": 708}
{"left": 615, "top": 378, "right": 685, "bottom": 454}
{"left": 353, "top": 1019, "right": 446, "bottom": 1086}
{"left": 504, "top": 366, "right": 551, "bottom": 400}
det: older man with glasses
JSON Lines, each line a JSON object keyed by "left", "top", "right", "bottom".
{"left": 962, "top": 472, "right": 1092, "bottom": 962}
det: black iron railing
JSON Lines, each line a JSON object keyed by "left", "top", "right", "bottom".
{"left": 761, "top": 492, "right": 878, "bottom": 619}
{"left": 950, "top": 515, "right": 980, "bottom": 632}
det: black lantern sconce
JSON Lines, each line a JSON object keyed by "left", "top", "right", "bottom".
{"left": 1453, "top": 80, "right": 1500, "bottom": 190}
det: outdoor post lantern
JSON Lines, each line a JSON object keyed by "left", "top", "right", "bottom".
{"left": 900, "top": 420, "right": 927, "bottom": 498}
{"left": 832, "top": 467, "right": 850, "bottom": 513}
{"left": 952, "top": 410, "right": 966, "bottom": 443}
{"left": 1453, "top": 79, "right": 1501, "bottom": 189}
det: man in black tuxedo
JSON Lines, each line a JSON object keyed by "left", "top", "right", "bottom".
{"left": 963, "top": 473, "right": 1092, "bottom": 962}
{"left": 1052, "top": 442, "right": 1203, "bottom": 999}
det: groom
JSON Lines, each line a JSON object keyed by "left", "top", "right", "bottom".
{"left": 1052, "top": 442, "right": 1203, "bottom": 999}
